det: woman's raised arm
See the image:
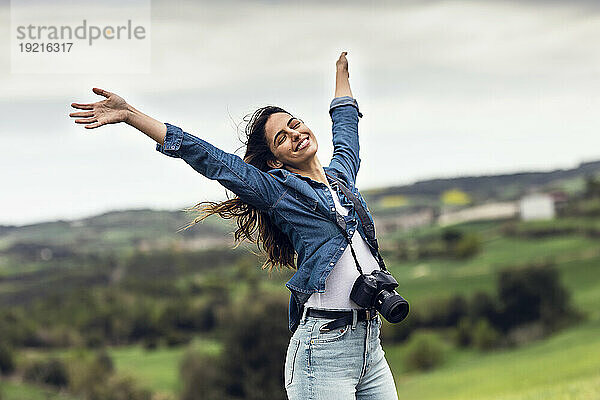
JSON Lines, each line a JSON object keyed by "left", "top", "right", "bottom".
{"left": 69, "top": 88, "right": 282, "bottom": 211}
{"left": 328, "top": 52, "right": 363, "bottom": 186}
{"left": 334, "top": 52, "right": 353, "bottom": 98}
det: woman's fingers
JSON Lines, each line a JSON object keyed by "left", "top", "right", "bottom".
{"left": 84, "top": 116, "right": 108, "bottom": 129}
{"left": 92, "top": 87, "right": 111, "bottom": 98}
{"left": 85, "top": 118, "right": 104, "bottom": 129}
{"left": 337, "top": 51, "right": 348, "bottom": 64}
{"left": 74, "top": 117, "right": 97, "bottom": 124}
{"left": 71, "top": 102, "right": 94, "bottom": 110}
{"left": 69, "top": 111, "right": 94, "bottom": 118}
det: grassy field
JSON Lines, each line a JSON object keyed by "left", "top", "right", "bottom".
{"left": 0, "top": 380, "right": 79, "bottom": 400}
{"left": 108, "top": 337, "right": 221, "bottom": 395}
{"left": 13, "top": 337, "right": 221, "bottom": 397}
{"left": 382, "top": 226, "right": 600, "bottom": 400}
{"left": 109, "top": 345, "right": 185, "bottom": 394}
{"left": 3, "top": 220, "right": 600, "bottom": 399}
{"left": 6, "top": 319, "right": 599, "bottom": 400}
{"left": 387, "top": 317, "right": 600, "bottom": 400}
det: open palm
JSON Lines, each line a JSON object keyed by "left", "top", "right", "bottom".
{"left": 70, "top": 88, "right": 129, "bottom": 129}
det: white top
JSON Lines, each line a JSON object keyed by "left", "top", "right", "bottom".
{"left": 305, "top": 185, "right": 380, "bottom": 309}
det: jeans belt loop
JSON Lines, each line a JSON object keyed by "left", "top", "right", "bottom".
{"left": 301, "top": 306, "right": 309, "bottom": 323}
{"left": 351, "top": 309, "right": 358, "bottom": 330}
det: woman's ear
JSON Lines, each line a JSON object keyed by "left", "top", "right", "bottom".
{"left": 267, "top": 159, "right": 283, "bottom": 169}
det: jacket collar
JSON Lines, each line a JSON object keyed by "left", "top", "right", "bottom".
{"left": 267, "top": 166, "right": 343, "bottom": 186}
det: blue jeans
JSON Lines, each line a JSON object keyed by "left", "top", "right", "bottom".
{"left": 285, "top": 309, "right": 398, "bottom": 400}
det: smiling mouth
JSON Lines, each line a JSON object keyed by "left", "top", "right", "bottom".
{"left": 296, "top": 137, "right": 309, "bottom": 151}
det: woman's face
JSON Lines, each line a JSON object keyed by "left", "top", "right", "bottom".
{"left": 264, "top": 112, "right": 318, "bottom": 170}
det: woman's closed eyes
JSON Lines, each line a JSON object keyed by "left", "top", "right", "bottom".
{"left": 276, "top": 118, "right": 303, "bottom": 147}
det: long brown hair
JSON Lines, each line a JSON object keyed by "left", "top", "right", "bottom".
{"left": 178, "top": 106, "right": 296, "bottom": 271}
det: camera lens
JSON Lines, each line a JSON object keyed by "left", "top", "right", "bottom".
{"left": 377, "top": 290, "right": 409, "bottom": 323}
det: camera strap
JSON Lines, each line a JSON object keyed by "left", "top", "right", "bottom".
{"left": 325, "top": 172, "right": 387, "bottom": 272}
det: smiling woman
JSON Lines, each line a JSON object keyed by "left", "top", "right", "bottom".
{"left": 69, "top": 51, "right": 400, "bottom": 400}
{"left": 265, "top": 115, "right": 319, "bottom": 171}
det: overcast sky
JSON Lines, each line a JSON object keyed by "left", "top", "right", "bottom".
{"left": 1, "top": 0, "right": 600, "bottom": 225}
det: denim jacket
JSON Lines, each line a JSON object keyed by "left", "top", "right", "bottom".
{"left": 156, "top": 96, "right": 378, "bottom": 332}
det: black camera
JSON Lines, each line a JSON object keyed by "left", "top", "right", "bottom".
{"left": 350, "top": 270, "right": 409, "bottom": 323}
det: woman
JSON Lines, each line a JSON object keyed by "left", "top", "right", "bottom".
{"left": 70, "top": 52, "right": 399, "bottom": 400}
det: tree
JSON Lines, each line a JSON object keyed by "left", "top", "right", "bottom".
{"left": 584, "top": 174, "right": 600, "bottom": 199}
{"left": 180, "top": 351, "right": 228, "bottom": 400}
{"left": 179, "top": 290, "right": 290, "bottom": 400}
{"left": 220, "top": 292, "right": 290, "bottom": 400}
{"left": 0, "top": 342, "right": 15, "bottom": 375}
{"left": 495, "top": 264, "right": 575, "bottom": 332}
{"left": 468, "top": 291, "right": 499, "bottom": 324}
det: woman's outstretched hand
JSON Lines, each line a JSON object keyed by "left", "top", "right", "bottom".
{"left": 71, "top": 88, "right": 167, "bottom": 144}
{"left": 336, "top": 51, "right": 349, "bottom": 77}
{"left": 70, "top": 87, "right": 129, "bottom": 129}
{"left": 334, "top": 51, "right": 353, "bottom": 98}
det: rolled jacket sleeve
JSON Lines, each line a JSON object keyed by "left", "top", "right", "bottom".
{"left": 156, "top": 122, "right": 184, "bottom": 157}
{"left": 155, "top": 123, "right": 282, "bottom": 212}
{"left": 329, "top": 96, "right": 363, "bottom": 118}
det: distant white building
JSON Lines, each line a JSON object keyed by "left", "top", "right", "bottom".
{"left": 519, "top": 193, "right": 555, "bottom": 220}
{"left": 438, "top": 202, "right": 518, "bottom": 226}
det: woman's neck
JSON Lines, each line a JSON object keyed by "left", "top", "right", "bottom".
{"left": 285, "top": 157, "right": 329, "bottom": 186}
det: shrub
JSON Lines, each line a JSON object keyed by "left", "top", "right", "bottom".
{"left": 418, "top": 295, "right": 468, "bottom": 328}
{"left": 453, "top": 233, "right": 481, "bottom": 259}
{"left": 23, "top": 358, "right": 69, "bottom": 387}
{"left": 380, "top": 313, "right": 417, "bottom": 344}
{"left": 142, "top": 336, "right": 158, "bottom": 350}
{"left": 584, "top": 174, "right": 600, "bottom": 199}
{"left": 100, "top": 375, "right": 152, "bottom": 400}
{"left": 403, "top": 331, "right": 446, "bottom": 372}
{"left": 180, "top": 351, "right": 228, "bottom": 400}
{"left": 164, "top": 331, "right": 191, "bottom": 347}
{"left": 416, "top": 240, "right": 448, "bottom": 259}
{"left": 95, "top": 349, "right": 114, "bottom": 374}
{"left": 35, "top": 325, "right": 83, "bottom": 348}
{"left": 68, "top": 350, "right": 148, "bottom": 400}
{"left": 471, "top": 319, "right": 501, "bottom": 350}
{"left": 85, "top": 332, "right": 106, "bottom": 348}
{"left": 442, "top": 228, "right": 463, "bottom": 246}
{"left": 69, "top": 349, "right": 114, "bottom": 400}
{"left": 496, "top": 263, "right": 574, "bottom": 332}
{"left": 453, "top": 317, "right": 472, "bottom": 347}
{"left": 77, "top": 374, "right": 152, "bottom": 400}
{"left": 468, "top": 291, "right": 499, "bottom": 323}
{"left": 0, "top": 342, "right": 15, "bottom": 375}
